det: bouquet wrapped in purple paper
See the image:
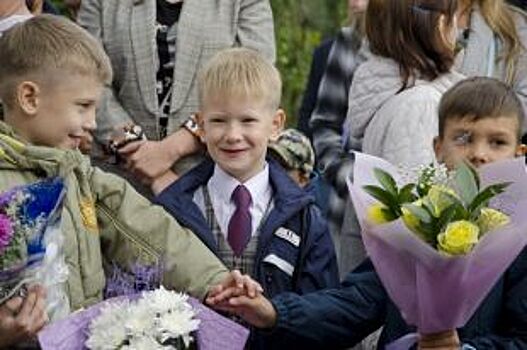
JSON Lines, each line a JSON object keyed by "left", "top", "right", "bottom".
{"left": 347, "top": 152, "right": 527, "bottom": 337}
{"left": 0, "top": 177, "right": 69, "bottom": 318}
{"left": 38, "top": 287, "right": 250, "bottom": 350}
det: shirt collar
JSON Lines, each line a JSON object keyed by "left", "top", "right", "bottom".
{"left": 210, "top": 163, "right": 270, "bottom": 206}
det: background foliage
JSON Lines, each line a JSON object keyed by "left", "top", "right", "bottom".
{"left": 50, "top": 0, "right": 347, "bottom": 126}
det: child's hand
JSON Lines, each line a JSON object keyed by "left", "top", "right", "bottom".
{"left": 0, "top": 284, "right": 48, "bottom": 347}
{"left": 206, "top": 270, "right": 263, "bottom": 305}
{"left": 418, "top": 330, "right": 460, "bottom": 350}
{"left": 211, "top": 293, "right": 278, "bottom": 329}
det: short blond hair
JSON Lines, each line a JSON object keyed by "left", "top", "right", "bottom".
{"left": 198, "top": 48, "right": 281, "bottom": 111}
{"left": 0, "top": 14, "right": 112, "bottom": 108}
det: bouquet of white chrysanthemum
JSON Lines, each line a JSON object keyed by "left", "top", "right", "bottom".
{"left": 348, "top": 152, "right": 527, "bottom": 346}
{"left": 85, "top": 287, "right": 200, "bottom": 350}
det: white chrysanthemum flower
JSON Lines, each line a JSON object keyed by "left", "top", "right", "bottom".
{"left": 140, "top": 286, "right": 189, "bottom": 313}
{"left": 123, "top": 335, "right": 168, "bottom": 350}
{"left": 125, "top": 304, "right": 156, "bottom": 337}
{"left": 86, "top": 301, "right": 129, "bottom": 349}
{"left": 87, "top": 288, "right": 199, "bottom": 349}
{"left": 158, "top": 310, "right": 200, "bottom": 348}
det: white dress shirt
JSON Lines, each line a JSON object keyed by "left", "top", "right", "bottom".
{"left": 194, "top": 164, "right": 273, "bottom": 240}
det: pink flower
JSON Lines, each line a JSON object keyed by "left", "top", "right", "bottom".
{"left": 0, "top": 213, "right": 14, "bottom": 252}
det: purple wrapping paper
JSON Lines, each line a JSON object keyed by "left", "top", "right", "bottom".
{"left": 348, "top": 153, "right": 527, "bottom": 334}
{"left": 38, "top": 295, "right": 249, "bottom": 350}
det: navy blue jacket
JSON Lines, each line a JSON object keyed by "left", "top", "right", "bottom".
{"left": 155, "top": 159, "right": 339, "bottom": 297}
{"left": 270, "top": 248, "right": 527, "bottom": 349}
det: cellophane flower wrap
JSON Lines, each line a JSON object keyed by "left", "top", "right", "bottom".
{"left": 0, "top": 177, "right": 69, "bottom": 318}
{"left": 347, "top": 152, "right": 527, "bottom": 334}
{"left": 38, "top": 287, "right": 250, "bottom": 350}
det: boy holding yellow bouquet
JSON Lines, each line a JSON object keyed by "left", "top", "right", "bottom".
{"left": 207, "top": 77, "right": 527, "bottom": 349}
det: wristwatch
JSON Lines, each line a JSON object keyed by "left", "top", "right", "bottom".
{"left": 181, "top": 114, "right": 201, "bottom": 138}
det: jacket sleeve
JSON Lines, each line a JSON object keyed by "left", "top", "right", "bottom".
{"left": 310, "top": 29, "right": 361, "bottom": 196}
{"left": 77, "top": 0, "right": 135, "bottom": 144}
{"left": 295, "top": 205, "right": 340, "bottom": 292}
{"left": 462, "top": 249, "right": 527, "bottom": 349}
{"left": 236, "top": 0, "right": 276, "bottom": 63}
{"left": 272, "top": 259, "right": 386, "bottom": 349}
{"left": 89, "top": 166, "right": 228, "bottom": 300}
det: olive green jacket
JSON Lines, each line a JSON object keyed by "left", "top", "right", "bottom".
{"left": 0, "top": 122, "right": 227, "bottom": 314}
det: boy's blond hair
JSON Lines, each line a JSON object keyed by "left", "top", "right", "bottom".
{"left": 0, "top": 14, "right": 112, "bottom": 109}
{"left": 198, "top": 48, "right": 281, "bottom": 111}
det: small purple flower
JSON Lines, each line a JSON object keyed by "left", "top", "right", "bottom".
{"left": 0, "top": 213, "right": 14, "bottom": 253}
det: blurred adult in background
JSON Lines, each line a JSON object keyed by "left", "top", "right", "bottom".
{"left": 78, "top": 0, "right": 275, "bottom": 196}
{"left": 456, "top": 0, "right": 527, "bottom": 131}
{"left": 298, "top": 0, "right": 368, "bottom": 271}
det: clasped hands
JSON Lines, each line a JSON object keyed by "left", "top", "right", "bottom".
{"left": 207, "top": 273, "right": 461, "bottom": 350}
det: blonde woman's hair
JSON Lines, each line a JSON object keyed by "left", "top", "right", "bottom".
{"left": 0, "top": 14, "right": 112, "bottom": 108}
{"left": 198, "top": 48, "right": 282, "bottom": 111}
{"left": 476, "top": 0, "right": 524, "bottom": 83}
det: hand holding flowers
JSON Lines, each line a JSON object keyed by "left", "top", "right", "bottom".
{"left": 0, "top": 284, "right": 47, "bottom": 348}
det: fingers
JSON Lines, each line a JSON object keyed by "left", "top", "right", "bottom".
{"left": 206, "top": 286, "right": 245, "bottom": 305}
{"left": 3, "top": 297, "right": 24, "bottom": 316}
{"left": 16, "top": 290, "right": 37, "bottom": 322}
{"left": 118, "top": 140, "right": 145, "bottom": 155}
{"left": 228, "top": 270, "right": 263, "bottom": 297}
{"left": 229, "top": 270, "right": 245, "bottom": 289}
{"left": 242, "top": 275, "right": 264, "bottom": 298}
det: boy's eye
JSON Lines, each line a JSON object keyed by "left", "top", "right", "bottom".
{"left": 490, "top": 139, "right": 508, "bottom": 147}
{"left": 242, "top": 117, "right": 258, "bottom": 123}
{"left": 453, "top": 132, "right": 471, "bottom": 145}
{"left": 77, "top": 102, "right": 94, "bottom": 109}
{"left": 209, "top": 118, "right": 225, "bottom": 124}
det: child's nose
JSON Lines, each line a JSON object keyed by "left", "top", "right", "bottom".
{"left": 225, "top": 123, "right": 242, "bottom": 142}
{"left": 468, "top": 143, "right": 490, "bottom": 167}
{"left": 83, "top": 111, "right": 97, "bottom": 132}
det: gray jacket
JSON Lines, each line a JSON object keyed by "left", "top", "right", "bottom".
{"left": 346, "top": 55, "right": 464, "bottom": 168}
{"left": 78, "top": 0, "right": 275, "bottom": 144}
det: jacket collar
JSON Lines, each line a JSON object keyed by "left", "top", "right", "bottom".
{"left": 155, "top": 158, "right": 314, "bottom": 252}
{"left": 0, "top": 121, "right": 86, "bottom": 177}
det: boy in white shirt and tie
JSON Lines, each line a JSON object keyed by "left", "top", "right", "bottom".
{"left": 156, "top": 48, "right": 339, "bottom": 349}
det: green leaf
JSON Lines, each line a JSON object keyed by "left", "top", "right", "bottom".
{"left": 373, "top": 168, "right": 398, "bottom": 196}
{"left": 363, "top": 185, "right": 399, "bottom": 210}
{"left": 467, "top": 182, "right": 511, "bottom": 214}
{"left": 453, "top": 162, "right": 479, "bottom": 205}
{"left": 402, "top": 203, "right": 432, "bottom": 224}
{"left": 437, "top": 203, "right": 465, "bottom": 232}
{"left": 398, "top": 183, "right": 417, "bottom": 203}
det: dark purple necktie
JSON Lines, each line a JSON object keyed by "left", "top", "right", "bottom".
{"left": 228, "top": 185, "right": 252, "bottom": 257}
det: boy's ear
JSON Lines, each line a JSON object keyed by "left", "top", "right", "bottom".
{"left": 271, "top": 108, "right": 286, "bottom": 140}
{"left": 433, "top": 136, "right": 444, "bottom": 162}
{"left": 515, "top": 143, "right": 527, "bottom": 157}
{"left": 16, "top": 81, "right": 41, "bottom": 115}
